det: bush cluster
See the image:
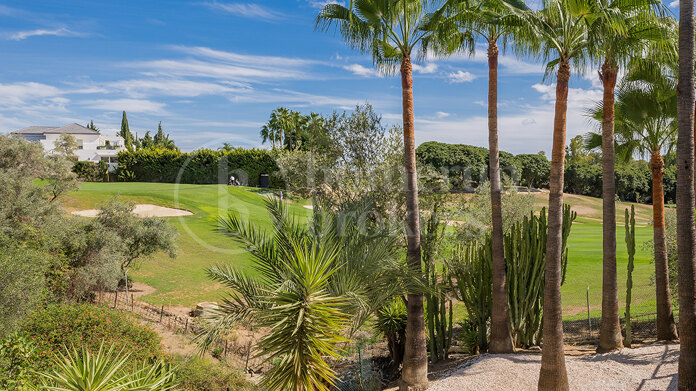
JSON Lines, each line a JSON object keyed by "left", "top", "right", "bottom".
{"left": 20, "top": 304, "right": 166, "bottom": 371}
{"left": 116, "top": 147, "right": 284, "bottom": 187}
{"left": 174, "top": 356, "right": 257, "bottom": 391}
{"left": 72, "top": 161, "right": 108, "bottom": 182}
{"left": 417, "top": 141, "right": 674, "bottom": 203}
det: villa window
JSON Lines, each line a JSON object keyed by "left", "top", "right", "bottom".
{"left": 77, "top": 139, "right": 83, "bottom": 150}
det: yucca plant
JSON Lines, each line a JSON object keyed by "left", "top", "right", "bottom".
{"left": 197, "top": 198, "right": 410, "bottom": 391}
{"left": 31, "top": 344, "right": 176, "bottom": 391}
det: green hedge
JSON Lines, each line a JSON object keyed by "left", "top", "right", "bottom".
{"left": 417, "top": 141, "right": 522, "bottom": 189}
{"left": 72, "top": 161, "right": 107, "bottom": 182}
{"left": 116, "top": 148, "right": 284, "bottom": 187}
{"left": 416, "top": 141, "right": 667, "bottom": 203}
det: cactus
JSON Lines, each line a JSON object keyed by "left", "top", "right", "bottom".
{"left": 505, "top": 205, "right": 575, "bottom": 347}
{"left": 447, "top": 205, "right": 575, "bottom": 350}
{"left": 422, "top": 203, "right": 453, "bottom": 362}
{"left": 447, "top": 239, "right": 492, "bottom": 353}
{"left": 624, "top": 205, "right": 635, "bottom": 347}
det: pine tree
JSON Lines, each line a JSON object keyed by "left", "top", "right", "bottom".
{"left": 119, "top": 111, "right": 134, "bottom": 151}
{"left": 154, "top": 122, "right": 165, "bottom": 145}
{"left": 86, "top": 120, "right": 99, "bottom": 131}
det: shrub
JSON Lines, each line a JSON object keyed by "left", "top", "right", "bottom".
{"left": 116, "top": 147, "right": 284, "bottom": 187}
{"left": 72, "top": 161, "right": 107, "bottom": 182}
{"left": 21, "top": 304, "right": 166, "bottom": 371}
{"left": 174, "top": 356, "right": 257, "bottom": 391}
{"left": 0, "top": 332, "right": 37, "bottom": 390}
{"left": 416, "top": 141, "right": 488, "bottom": 190}
{"left": 516, "top": 153, "right": 550, "bottom": 188}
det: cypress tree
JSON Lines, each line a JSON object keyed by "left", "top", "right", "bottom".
{"left": 119, "top": 111, "right": 134, "bottom": 150}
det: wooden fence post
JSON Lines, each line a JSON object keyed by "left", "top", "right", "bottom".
{"left": 184, "top": 318, "right": 189, "bottom": 333}
{"left": 159, "top": 305, "right": 164, "bottom": 323}
{"left": 131, "top": 294, "right": 134, "bottom": 312}
{"left": 114, "top": 291, "right": 118, "bottom": 308}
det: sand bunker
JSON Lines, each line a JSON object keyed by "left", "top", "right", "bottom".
{"left": 72, "top": 204, "right": 193, "bottom": 218}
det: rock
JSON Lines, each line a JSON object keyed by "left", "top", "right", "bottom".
{"left": 192, "top": 302, "right": 219, "bottom": 317}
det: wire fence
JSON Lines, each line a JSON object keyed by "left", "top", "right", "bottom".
{"left": 94, "top": 289, "right": 271, "bottom": 375}
{"left": 561, "top": 279, "right": 671, "bottom": 344}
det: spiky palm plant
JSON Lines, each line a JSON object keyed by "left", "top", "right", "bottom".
{"left": 197, "top": 198, "right": 408, "bottom": 391}
{"left": 31, "top": 344, "right": 176, "bottom": 391}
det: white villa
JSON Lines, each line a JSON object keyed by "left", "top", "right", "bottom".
{"left": 13, "top": 123, "right": 125, "bottom": 171}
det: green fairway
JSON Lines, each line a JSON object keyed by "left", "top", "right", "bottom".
{"left": 563, "top": 221, "right": 656, "bottom": 320}
{"left": 63, "top": 182, "right": 312, "bottom": 306}
{"left": 63, "top": 182, "right": 661, "bottom": 320}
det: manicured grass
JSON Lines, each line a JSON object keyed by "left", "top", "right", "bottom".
{"left": 62, "top": 182, "right": 311, "bottom": 307}
{"left": 563, "top": 221, "right": 656, "bottom": 320}
{"left": 63, "top": 183, "right": 661, "bottom": 321}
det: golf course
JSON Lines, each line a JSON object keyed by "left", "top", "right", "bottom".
{"left": 61, "top": 182, "right": 661, "bottom": 320}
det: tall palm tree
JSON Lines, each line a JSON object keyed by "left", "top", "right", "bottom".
{"left": 507, "top": 0, "right": 591, "bottom": 388}
{"left": 435, "top": 0, "right": 533, "bottom": 353}
{"left": 677, "top": 0, "right": 696, "bottom": 384}
{"left": 585, "top": 0, "right": 666, "bottom": 353}
{"left": 588, "top": 78, "right": 678, "bottom": 342}
{"left": 260, "top": 124, "right": 276, "bottom": 149}
{"left": 316, "top": 2, "right": 449, "bottom": 388}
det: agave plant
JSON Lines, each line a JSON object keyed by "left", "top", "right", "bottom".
{"left": 31, "top": 344, "right": 176, "bottom": 391}
{"left": 196, "top": 198, "right": 411, "bottom": 391}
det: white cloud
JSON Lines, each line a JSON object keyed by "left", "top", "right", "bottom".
{"left": 84, "top": 99, "right": 167, "bottom": 115}
{"left": 435, "top": 111, "right": 450, "bottom": 118}
{"left": 448, "top": 70, "right": 476, "bottom": 83}
{"left": 200, "top": 2, "right": 282, "bottom": 20}
{"left": 172, "top": 46, "right": 321, "bottom": 68}
{"left": 531, "top": 83, "right": 602, "bottom": 107}
{"left": 228, "top": 88, "right": 374, "bottom": 109}
{"left": 6, "top": 27, "right": 85, "bottom": 41}
{"left": 413, "top": 83, "right": 602, "bottom": 155}
{"left": 105, "top": 79, "right": 246, "bottom": 98}
{"left": 128, "top": 46, "right": 325, "bottom": 82}
{"left": 670, "top": 0, "right": 679, "bottom": 7}
{"left": 413, "top": 63, "right": 438, "bottom": 74}
{"left": 130, "top": 59, "right": 309, "bottom": 81}
{"left": 443, "top": 48, "right": 544, "bottom": 75}
{"left": 0, "top": 82, "right": 64, "bottom": 106}
{"left": 306, "top": 0, "right": 343, "bottom": 8}
{"left": 343, "top": 64, "right": 382, "bottom": 77}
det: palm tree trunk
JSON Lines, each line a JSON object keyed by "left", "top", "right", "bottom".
{"left": 538, "top": 60, "right": 570, "bottom": 391}
{"left": 487, "top": 40, "right": 515, "bottom": 353}
{"left": 399, "top": 55, "right": 428, "bottom": 391}
{"left": 597, "top": 59, "right": 623, "bottom": 353}
{"left": 650, "top": 151, "right": 678, "bottom": 341}
{"left": 677, "top": 0, "right": 696, "bottom": 384}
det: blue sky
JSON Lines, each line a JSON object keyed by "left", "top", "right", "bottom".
{"left": 0, "top": 0, "right": 679, "bottom": 154}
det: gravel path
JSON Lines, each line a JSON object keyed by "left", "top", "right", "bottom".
{"left": 428, "top": 344, "right": 679, "bottom": 391}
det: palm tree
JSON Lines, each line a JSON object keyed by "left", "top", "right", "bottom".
{"left": 585, "top": 0, "right": 666, "bottom": 353}
{"left": 507, "top": 0, "right": 591, "bottom": 388}
{"left": 677, "top": 0, "right": 696, "bottom": 384}
{"left": 316, "top": 2, "right": 449, "bottom": 388}
{"left": 197, "top": 199, "right": 408, "bottom": 390}
{"left": 435, "top": 0, "right": 534, "bottom": 353}
{"left": 260, "top": 107, "right": 292, "bottom": 150}
{"left": 588, "top": 78, "right": 678, "bottom": 342}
